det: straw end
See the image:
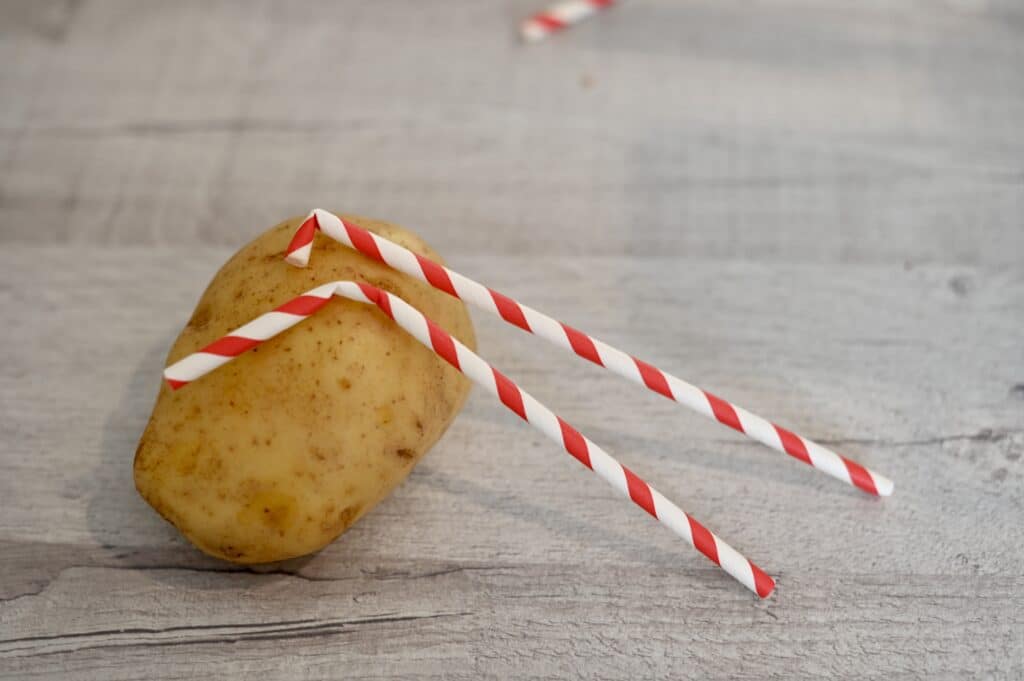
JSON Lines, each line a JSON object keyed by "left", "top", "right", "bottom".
{"left": 752, "top": 565, "right": 776, "bottom": 599}
{"left": 873, "top": 475, "right": 895, "bottom": 497}
{"left": 284, "top": 213, "right": 319, "bottom": 268}
{"left": 284, "top": 243, "right": 312, "bottom": 268}
{"left": 164, "top": 375, "right": 188, "bottom": 391}
{"left": 520, "top": 21, "right": 548, "bottom": 43}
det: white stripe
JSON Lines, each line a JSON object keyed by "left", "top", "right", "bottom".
{"left": 521, "top": 20, "right": 550, "bottom": 42}
{"left": 803, "top": 440, "right": 853, "bottom": 486}
{"left": 387, "top": 294, "right": 431, "bottom": 349}
{"left": 806, "top": 437, "right": 893, "bottom": 496}
{"left": 550, "top": 0, "right": 598, "bottom": 23}
{"left": 232, "top": 311, "right": 306, "bottom": 342}
{"left": 870, "top": 472, "right": 895, "bottom": 497}
{"left": 373, "top": 234, "right": 424, "bottom": 282}
{"left": 665, "top": 374, "right": 713, "bottom": 418}
{"left": 448, "top": 270, "right": 499, "bottom": 316}
{"left": 284, "top": 242, "right": 312, "bottom": 268}
{"left": 305, "top": 282, "right": 338, "bottom": 299}
{"left": 593, "top": 341, "right": 642, "bottom": 385}
{"left": 649, "top": 489, "right": 694, "bottom": 545}
{"left": 521, "top": 306, "right": 572, "bottom": 352}
{"left": 452, "top": 342, "right": 496, "bottom": 392}
{"left": 164, "top": 352, "right": 233, "bottom": 382}
{"left": 331, "top": 281, "right": 369, "bottom": 303}
{"left": 521, "top": 393, "right": 561, "bottom": 443}
{"left": 585, "top": 445, "right": 630, "bottom": 499}
{"left": 713, "top": 539, "right": 758, "bottom": 595}
{"left": 734, "top": 407, "right": 778, "bottom": 450}
{"left": 312, "top": 209, "right": 351, "bottom": 248}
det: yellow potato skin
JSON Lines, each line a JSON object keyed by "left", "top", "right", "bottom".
{"left": 134, "top": 215, "right": 475, "bottom": 563}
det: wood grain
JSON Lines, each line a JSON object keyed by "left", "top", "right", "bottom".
{"left": 1, "top": 247, "right": 1022, "bottom": 678}
{"left": 1, "top": 0, "right": 1022, "bottom": 263}
{"left": 1, "top": 1, "right": 1023, "bottom": 678}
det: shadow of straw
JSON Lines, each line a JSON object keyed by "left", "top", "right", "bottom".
{"left": 413, "top": 458, "right": 746, "bottom": 591}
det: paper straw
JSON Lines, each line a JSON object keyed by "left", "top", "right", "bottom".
{"left": 164, "top": 281, "right": 776, "bottom": 598}
{"left": 521, "top": 0, "right": 617, "bottom": 42}
{"left": 285, "top": 210, "right": 894, "bottom": 497}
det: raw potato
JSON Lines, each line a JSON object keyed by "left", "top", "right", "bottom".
{"left": 134, "top": 214, "right": 475, "bottom": 563}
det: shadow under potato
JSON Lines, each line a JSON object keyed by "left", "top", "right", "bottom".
{"left": 87, "top": 330, "right": 316, "bottom": 591}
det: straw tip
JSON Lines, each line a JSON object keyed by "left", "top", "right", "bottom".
{"left": 284, "top": 252, "right": 309, "bottom": 268}
{"left": 520, "top": 22, "right": 548, "bottom": 43}
{"left": 164, "top": 375, "right": 188, "bottom": 391}
{"left": 752, "top": 566, "right": 776, "bottom": 599}
{"left": 874, "top": 476, "right": 895, "bottom": 497}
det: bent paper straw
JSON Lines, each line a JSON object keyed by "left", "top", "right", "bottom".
{"left": 164, "top": 280, "right": 776, "bottom": 598}
{"left": 521, "top": 0, "right": 617, "bottom": 42}
{"left": 285, "top": 210, "right": 894, "bottom": 496}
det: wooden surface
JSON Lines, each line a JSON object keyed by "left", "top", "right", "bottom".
{"left": 2, "top": 1, "right": 1023, "bottom": 678}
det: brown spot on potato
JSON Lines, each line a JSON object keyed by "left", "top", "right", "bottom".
{"left": 219, "top": 544, "right": 246, "bottom": 559}
{"left": 237, "top": 490, "right": 297, "bottom": 532}
{"left": 187, "top": 304, "right": 211, "bottom": 330}
{"left": 395, "top": 448, "right": 415, "bottom": 461}
{"left": 320, "top": 504, "right": 361, "bottom": 535}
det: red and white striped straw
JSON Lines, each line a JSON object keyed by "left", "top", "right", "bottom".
{"left": 286, "top": 209, "right": 893, "bottom": 497}
{"left": 164, "top": 281, "right": 776, "bottom": 598}
{"left": 521, "top": 0, "right": 617, "bottom": 42}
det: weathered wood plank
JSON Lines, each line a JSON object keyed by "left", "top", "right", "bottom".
{"left": 2, "top": 0, "right": 1023, "bottom": 677}
{"left": 1, "top": 247, "right": 1021, "bottom": 678}
{"left": 2, "top": 557, "right": 1021, "bottom": 679}
{"left": 1, "top": 0, "right": 1022, "bottom": 263}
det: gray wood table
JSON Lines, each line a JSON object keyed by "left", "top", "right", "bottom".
{"left": 2, "top": 1, "right": 1022, "bottom": 678}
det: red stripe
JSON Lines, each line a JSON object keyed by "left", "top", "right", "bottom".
{"left": 842, "top": 458, "right": 879, "bottom": 495}
{"left": 686, "top": 517, "right": 721, "bottom": 566}
{"left": 562, "top": 324, "right": 603, "bottom": 366}
{"left": 492, "top": 368, "right": 527, "bottom": 420}
{"left": 356, "top": 283, "right": 394, "bottom": 320}
{"left": 773, "top": 425, "right": 813, "bottom": 466}
{"left": 589, "top": 0, "right": 615, "bottom": 7}
{"left": 704, "top": 391, "right": 744, "bottom": 433}
{"left": 356, "top": 282, "right": 379, "bottom": 305}
{"left": 415, "top": 254, "right": 459, "bottom": 298}
{"left": 751, "top": 563, "right": 776, "bottom": 598}
{"left": 202, "top": 335, "right": 260, "bottom": 357}
{"left": 345, "top": 222, "right": 385, "bottom": 263}
{"left": 356, "top": 283, "right": 394, "bottom": 319}
{"left": 489, "top": 289, "right": 531, "bottom": 332}
{"left": 557, "top": 417, "right": 592, "bottom": 469}
{"left": 531, "top": 14, "right": 566, "bottom": 31}
{"left": 275, "top": 295, "right": 330, "bottom": 317}
{"left": 633, "top": 358, "right": 673, "bottom": 399}
{"left": 427, "top": 319, "right": 460, "bottom": 370}
{"left": 285, "top": 215, "right": 319, "bottom": 257}
{"left": 375, "top": 290, "right": 394, "bottom": 320}
{"left": 166, "top": 378, "right": 188, "bottom": 391}
{"left": 623, "top": 466, "right": 657, "bottom": 517}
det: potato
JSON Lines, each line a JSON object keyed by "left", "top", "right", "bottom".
{"left": 134, "top": 214, "right": 475, "bottom": 563}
